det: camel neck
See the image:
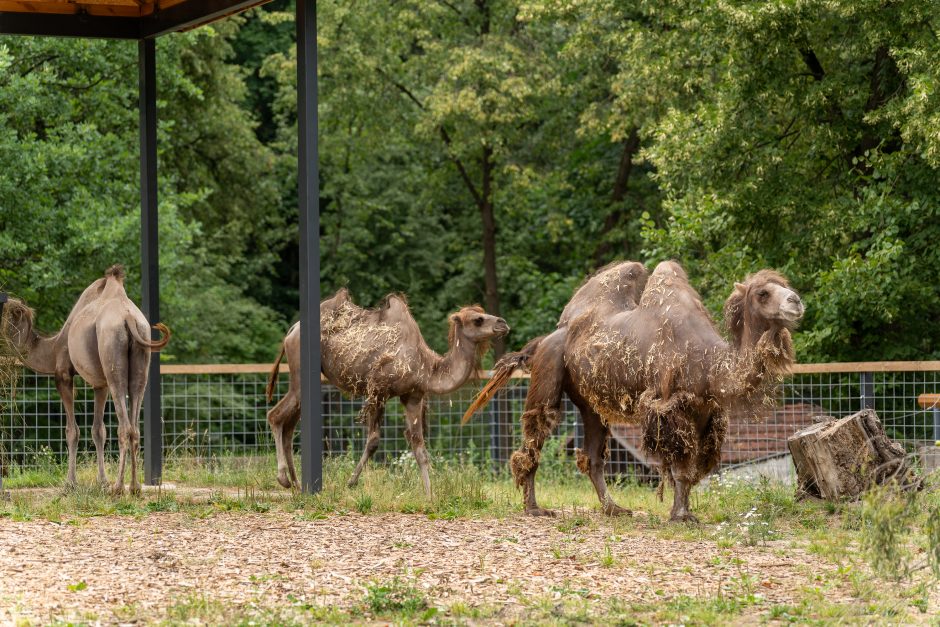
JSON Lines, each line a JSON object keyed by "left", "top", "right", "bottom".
{"left": 427, "top": 333, "right": 479, "bottom": 395}
{"left": 19, "top": 331, "right": 60, "bottom": 375}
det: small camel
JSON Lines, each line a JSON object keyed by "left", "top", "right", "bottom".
{"left": 266, "top": 288, "right": 509, "bottom": 495}
{"left": 1, "top": 266, "right": 170, "bottom": 492}
{"left": 466, "top": 261, "right": 803, "bottom": 521}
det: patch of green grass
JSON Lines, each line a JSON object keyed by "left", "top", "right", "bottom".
{"left": 360, "top": 576, "right": 430, "bottom": 618}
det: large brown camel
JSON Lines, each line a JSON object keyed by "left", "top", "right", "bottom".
{"left": 265, "top": 288, "right": 509, "bottom": 495}
{"left": 465, "top": 261, "right": 803, "bottom": 521}
{"left": 1, "top": 266, "right": 170, "bottom": 492}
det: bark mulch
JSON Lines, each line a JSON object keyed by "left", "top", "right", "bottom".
{"left": 0, "top": 511, "right": 858, "bottom": 623}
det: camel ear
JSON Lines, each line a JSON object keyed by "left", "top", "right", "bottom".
{"left": 449, "top": 312, "right": 462, "bottom": 325}
{"left": 734, "top": 282, "right": 747, "bottom": 295}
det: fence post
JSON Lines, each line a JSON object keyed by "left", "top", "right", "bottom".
{"left": 0, "top": 291, "right": 6, "bottom": 495}
{"left": 860, "top": 371, "right": 875, "bottom": 410}
{"left": 933, "top": 407, "right": 940, "bottom": 445}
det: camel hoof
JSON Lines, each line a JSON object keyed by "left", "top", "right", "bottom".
{"left": 277, "top": 474, "right": 292, "bottom": 489}
{"left": 346, "top": 478, "right": 359, "bottom": 489}
{"left": 111, "top": 483, "right": 125, "bottom": 497}
{"left": 603, "top": 503, "right": 633, "bottom": 517}
{"left": 130, "top": 483, "right": 142, "bottom": 496}
{"left": 63, "top": 479, "right": 78, "bottom": 493}
{"left": 524, "top": 507, "right": 557, "bottom": 517}
{"left": 669, "top": 512, "right": 699, "bottom": 524}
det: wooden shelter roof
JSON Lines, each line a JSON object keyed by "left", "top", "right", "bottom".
{"left": 0, "top": 0, "right": 268, "bottom": 38}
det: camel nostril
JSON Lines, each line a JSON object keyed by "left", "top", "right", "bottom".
{"left": 787, "top": 295, "right": 801, "bottom": 304}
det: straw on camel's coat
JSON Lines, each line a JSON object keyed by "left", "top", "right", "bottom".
{"left": 465, "top": 262, "right": 803, "bottom": 521}
{"left": 1, "top": 266, "right": 170, "bottom": 493}
{"left": 266, "top": 288, "right": 508, "bottom": 495}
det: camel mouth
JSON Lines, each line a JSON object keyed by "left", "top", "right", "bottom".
{"left": 778, "top": 303, "right": 805, "bottom": 322}
{"left": 493, "top": 322, "right": 510, "bottom": 337}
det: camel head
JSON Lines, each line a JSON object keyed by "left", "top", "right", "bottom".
{"left": 448, "top": 306, "right": 510, "bottom": 346}
{"left": 0, "top": 298, "right": 36, "bottom": 353}
{"left": 724, "top": 269, "right": 803, "bottom": 364}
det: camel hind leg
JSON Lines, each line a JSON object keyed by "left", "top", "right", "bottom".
{"left": 346, "top": 396, "right": 386, "bottom": 488}
{"left": 510, "top": 331, "right": 566, "bottom": 516}
{"left": 281, "top": 402, "right": 302, "bottom": 488}
{"left": 402, "top": 393, "right": 432, "bottom": 499}
{"left": 126, "top": 343, "right": 150, "bottom": 495}
{"left": 102, "top": 347, "right": 132, "bottom": 496}
{"left": 267, "top": 390, "right": 300, "bottom": 489}
{"left": 91, "top": 387, "right": 109, "bottom": 486}
{"left": 571, "top": 395, "right": 631, "bottom": 516}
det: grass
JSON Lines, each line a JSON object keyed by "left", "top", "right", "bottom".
{"left": 1, "top": 454, "right": 938, "bottom": 625}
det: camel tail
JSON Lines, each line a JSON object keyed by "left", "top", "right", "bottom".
{"left": 127, "top": 317, "right": 171, "bottom": 351}
{"left": 266, "top": 341, "right": 286, "bottom": 403}
{"left": 461, "top": 335, "right": 544, "bottom": 425}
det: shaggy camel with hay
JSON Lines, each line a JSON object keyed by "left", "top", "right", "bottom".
{"left": 465, "top": 261, "right": 803, "bottom": 521}
{"left": 266, "top": 288, "right": 509, "bottom": 495}
{"left": 1, "top": 266, "right": 170, "bottom": 493}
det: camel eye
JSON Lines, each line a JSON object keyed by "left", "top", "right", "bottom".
{"left": 474, "top": 317, "right": 484, "bottom": 327}
{"left": 757, "top": 290, "right": 769, "bottom": 300}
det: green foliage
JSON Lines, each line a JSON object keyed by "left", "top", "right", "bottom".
{"left": 3, "top": 0, "right": 940, "bottom": 363}
{"left": 860, "top": 481, "right": 940, "bottom": 581}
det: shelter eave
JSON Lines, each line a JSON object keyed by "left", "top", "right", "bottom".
{"left": 0, "top": 0, "right": 269, "bottom": 39}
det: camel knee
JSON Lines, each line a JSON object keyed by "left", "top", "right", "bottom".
{"left": 364, "top": 433, "right": 381, "bottom": 455}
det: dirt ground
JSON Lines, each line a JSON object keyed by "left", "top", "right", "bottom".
{"left": 0, "top": 508, "right": 868, "bottom": 624}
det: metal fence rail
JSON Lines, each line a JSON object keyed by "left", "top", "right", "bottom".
{"left": 2, "top": 363, "right": 939, "bottom": 482}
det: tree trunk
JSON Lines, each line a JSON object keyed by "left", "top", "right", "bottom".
{"left": 788, "top": 409, "right": 919, "bottom": 500}
{"left": 479, "top": 144, "right": 504, "bottom": 356}
{"left": 593, "top": 128, "right": 641, "bottom": 266}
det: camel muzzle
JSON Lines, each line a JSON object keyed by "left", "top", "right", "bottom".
{"left": 494, "top": 319, "right": 510, "bottom": 336}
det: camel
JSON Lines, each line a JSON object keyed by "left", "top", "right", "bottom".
{"left": 465, "top": 261, "right": 803, "bottom": 521}
{"left": 1, "top": 266, "right": 170, "bottom": 492}
{"left": 266, "top": 288, "right": 509, "bottom": 495}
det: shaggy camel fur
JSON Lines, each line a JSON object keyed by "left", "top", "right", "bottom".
{"left": 466, "top": 261, "right": 802, "bottom": 521}
{"left": 1, "top": 266, "right": 170, "bottom": 492}
{"left": 266, "top": 288, "right": 509, "bottom": 495}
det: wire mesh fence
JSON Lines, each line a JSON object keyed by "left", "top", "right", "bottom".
{"left": 2, "top": 364, "right": 939, "bottom": 483}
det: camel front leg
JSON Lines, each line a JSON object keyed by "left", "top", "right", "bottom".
{"left": 347, "top": 397, "right": 385, "bottom": 488}
{"left": 669, "top": 469, "right": 697, "bottom": 523}
{"left": 54, "top": 373, "right": 79, "bottom": 489}
{"left": 267, "top": 392, "right": 300, "bottom": 489}
{"left": 402, "top": 394, "right": 432, "bottom": 499}
{"left": 575, "top": 403, "right": 630, "bottom": 516}
{"left": 91, "top": 387, "right": 109, "bottom": 486}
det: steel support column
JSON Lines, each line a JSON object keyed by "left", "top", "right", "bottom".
{"left": 139, "top": 38, "right": 162, "bottom": 486}
{"left": 297, "top": 0, "right": 322, "bottom": 493}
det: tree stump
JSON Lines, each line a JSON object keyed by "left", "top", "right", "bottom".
{"left": 788, "top": 409, "right": 919, "bottom": 500}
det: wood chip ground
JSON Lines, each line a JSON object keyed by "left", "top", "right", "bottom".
{"left": 0, "top": 508, "right": 875, "bottom": 624}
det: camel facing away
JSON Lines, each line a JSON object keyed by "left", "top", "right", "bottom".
{"left": 266, "top": 288, "right": 509, "bottom": 495}
{"left": 1, "top": 266, "right": 170, "bottom": 492}
{"left": 465, "top": 261, "right": 803, "bottom": 521}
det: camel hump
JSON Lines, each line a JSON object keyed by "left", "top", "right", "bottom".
{"left": 651, "top": 260, "right": 687, "bottom": 281}
{"left": 380, "top": 293, "right": 411, "bottom": 320}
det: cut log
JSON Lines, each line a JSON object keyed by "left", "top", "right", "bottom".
{"left": 787, "top": 409, "right": 919, "bottom": 500}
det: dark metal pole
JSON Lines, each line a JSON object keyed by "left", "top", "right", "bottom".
{"left": 860, "top": 372, "right": 874, "bottom": 411}
{"left": 297, "top": 0, "right": 322, "bottom": 493}
{"left": 139, "top": 38, "right": 162, "bottom": 486}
